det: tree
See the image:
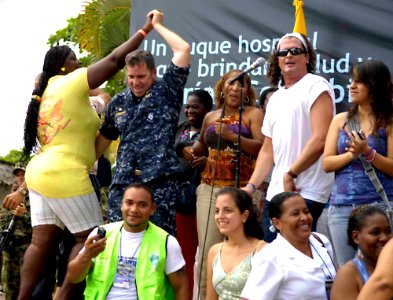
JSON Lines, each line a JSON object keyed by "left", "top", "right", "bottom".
{"left": 48, "top": 0, "right": 132, "bottom": 96}
{"left": 0, "top": 149, "right": 30, "bottom": 165}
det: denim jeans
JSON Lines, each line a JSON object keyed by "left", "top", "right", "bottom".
{"left": 328, "top": 205, "right": 357, "bottom": 267}
{"left": 262, "top": 198, "right": 325, "bottom": 243}
{"left": 328, "top": 201, "right": 393, "bottom": 267}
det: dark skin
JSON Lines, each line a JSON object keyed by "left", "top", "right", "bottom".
{"left": 182, "top": 94, "right": 210, "bottom": 169}
{"left": 14, "top": 14, "right": 154, "bottom": 300}
{"left": 330, "top": 213, "right": 391, "bottom": 300}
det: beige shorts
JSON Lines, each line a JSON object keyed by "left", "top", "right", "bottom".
{"left": 29, "top": 190, "right": 103, "bottom": 233}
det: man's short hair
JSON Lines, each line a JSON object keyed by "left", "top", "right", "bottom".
{"left": 125, "top": 50, "right": 156, "bottom": 72}
{"left": 122, "top": 182, "right": 154, "bottom": 203}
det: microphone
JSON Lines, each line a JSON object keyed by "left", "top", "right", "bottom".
{"left": 229, "top": 57, "right": 265, "bottom": 84}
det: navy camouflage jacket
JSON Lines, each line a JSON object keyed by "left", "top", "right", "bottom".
{"left": 100, "top": 62, "right": 190, "bottom": 185}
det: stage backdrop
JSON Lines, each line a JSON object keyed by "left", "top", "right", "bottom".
{"left": 131, "top": 0, "right": 393, "bottom": 112}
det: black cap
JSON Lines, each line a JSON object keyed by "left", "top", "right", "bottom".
{"left": 13, "top": 167, "right": 25, "bottom": 176}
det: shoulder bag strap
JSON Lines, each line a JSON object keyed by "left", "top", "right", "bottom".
{"left": 347, "top": 116, "right": 393, "bottom": 227}
{"left": 311, "top": 232, "right": 324, "bottom": 247}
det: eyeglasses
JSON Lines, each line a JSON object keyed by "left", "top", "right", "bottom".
{"left": 276, "top": 47, "right": 306, "bottom": 57}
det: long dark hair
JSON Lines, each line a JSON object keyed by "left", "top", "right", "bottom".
{"left": 267, "top": 34, "right": 315, "bottom": 87}
{"left": 216, "top": 187, "right": 263, "bottom": 240}
{"left": 23, "top": 45, "right": 72, "bottom": 156}
{"left": 347, "top": 60, "right": 393, "bottom": 133}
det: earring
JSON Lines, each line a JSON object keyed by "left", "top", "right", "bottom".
{"left": 269, "top": 219, "right": 276, "bottom": 233}
{"left": 244, "top": 96, "right": 250, "bottom": 104}
{"left": 61, "top": 67, "right": 66, "bottom": 72}
{"left": 220, "top": 92, "right": 224, "bottom": 99}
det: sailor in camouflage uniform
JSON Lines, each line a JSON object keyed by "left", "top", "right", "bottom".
{"left": 96, "top": 10, "right": 191, "bottom": 235}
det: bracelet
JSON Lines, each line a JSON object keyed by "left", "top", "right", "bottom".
{"left": 365, "top": 149, "right": 377, "bottom": 163}
{"left": 363, "top": 147, "right": 373, "bottom": 159}
{"left": 137, "top": 29, "right": 147, "bottom": 38}
{"left": 287, "top": 169, "right": 298, "bottom": 179}
{"left": 246, "top": 183, "right": 257, "bottom": 193}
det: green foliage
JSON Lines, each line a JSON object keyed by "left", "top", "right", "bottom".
{"left": 78, "top": 0, "right": 131, "bottom": 57}
{"left": 46, "top": 0, "right": 132, "bottom": 96}
{"left": 105, "top": 70, "right": 128, "bottom": 96}
{"left": 48, "top": 17, "right": 81, "bottom": 48}
{"left": 0, "top": 149, "right": 31, "bottom": 166}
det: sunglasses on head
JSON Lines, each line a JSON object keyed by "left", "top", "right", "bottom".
{"left": 276, "top": 47, "right": 306, "bottom": 57}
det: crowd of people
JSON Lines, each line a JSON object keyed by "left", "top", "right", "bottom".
{"left": 1, "top": 7, "right": 393, "bottom": 300}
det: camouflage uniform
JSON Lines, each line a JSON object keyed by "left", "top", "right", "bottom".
{"left": 100, "top": 62, "right": 190, "bottom": 235}
{"left": 0, "top": 198, "right": 32, "bottom": 300}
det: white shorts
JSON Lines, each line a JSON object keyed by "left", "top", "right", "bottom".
{"left": 29, "top": 190, "right": 103, "bottom": 233}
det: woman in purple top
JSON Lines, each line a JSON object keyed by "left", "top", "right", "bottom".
{"left": 323, "top": 60, "right": 393, "bottom": 266}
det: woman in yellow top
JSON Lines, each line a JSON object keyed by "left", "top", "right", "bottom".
{"left": 3, "top": 11, "right": 155, "bottom": 299}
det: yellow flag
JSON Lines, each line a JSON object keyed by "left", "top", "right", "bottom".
{"left": 293, "top": 0, "right": 307, "bottom": 36}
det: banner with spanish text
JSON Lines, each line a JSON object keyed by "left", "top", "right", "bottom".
{"left": 131, "top": 0, "right": 393, "bottom": 113}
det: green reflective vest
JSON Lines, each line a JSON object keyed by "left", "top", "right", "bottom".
{"left": 84, "top": 221, "right": 175, "bottom": 299}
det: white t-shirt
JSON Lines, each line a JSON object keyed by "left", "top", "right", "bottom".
{"left": 241, "top": 233, "right": 336, "bottom": 300}
{"left": 84, "top": 227, "right": 185, "bottom": 300}
{"left": 263, "top": 73, "right": 335, "bottom": 203}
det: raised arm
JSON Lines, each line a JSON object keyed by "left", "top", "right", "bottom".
{"left": 86, "top": 14, "right": 153, "bottom": 89}
{"left": 148, "top": 10, "right": 191, "bottom": 68}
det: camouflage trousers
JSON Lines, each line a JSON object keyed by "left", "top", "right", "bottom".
{"left": 2, "top": 244, "right": 28, "bottom": 300}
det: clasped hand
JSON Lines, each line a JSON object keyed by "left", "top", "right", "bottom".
{"left": 345, "top": 130, "right": 368, "bottom": 158}
{"left": 214, "top": 121, "right": 236, "bottom": 142}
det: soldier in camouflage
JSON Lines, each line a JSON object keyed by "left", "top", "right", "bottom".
{"left": 0, "top": 168, "right": 32, "bottom": 300}
{"left": 96, "top": 10, "right": 191, "bottom": 235}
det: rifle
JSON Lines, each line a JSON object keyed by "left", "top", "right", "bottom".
{"left": 0, "top": 215, "right": 18, "bottom": 252}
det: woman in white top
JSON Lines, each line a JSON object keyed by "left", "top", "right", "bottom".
{"left": 206, "top": 187, "right": 266, "bottom": 300}
{"left": 241, "top": 192, "right": 336, "bottom": 300}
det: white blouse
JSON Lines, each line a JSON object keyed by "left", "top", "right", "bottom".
{"left": 241, "top": 233, "right": 336, "bottom": 300}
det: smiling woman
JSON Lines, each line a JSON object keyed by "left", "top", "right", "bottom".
{"left": 241, "top": 192, "right": 337, "bottom": 300}
{"left": 330, "top": 205, "right": 392, "bottom": 300}
{"left": 206, "top": 187, "right": 265, "bottom": 300}
{"left": 191, "top": 69, "right": 264, "bottom": 298}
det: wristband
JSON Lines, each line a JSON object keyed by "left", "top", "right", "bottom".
{"left": 287, "top": 169, "right": 298, "bottom": 179}
{"left": 137, "top": 29, "right": 147, "bottom": 38}
{"left": 363, "top": 147, "right": 373, "bottom": 158}
{"left": 246, "top": 183, "right": 257, "bottom": 193}
{"left": 365, "top": 149, "right": 377, "bottom": 163}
